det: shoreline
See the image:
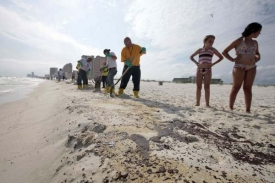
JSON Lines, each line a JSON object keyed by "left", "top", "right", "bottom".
{"left": 0, "top": 81, "right": 274, "bottom": 183}
{"left": 0, "top": 81, "right": 70, "bottom": 183}
{"left": 0, "top": 78, "right": 45, "bottom": 106}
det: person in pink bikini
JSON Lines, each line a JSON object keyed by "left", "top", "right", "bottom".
{"left": 190, "top": 35, "right": 223, "bottom": 107}
{"left": 222, "top": 22, "right": 262, "bottom": 113}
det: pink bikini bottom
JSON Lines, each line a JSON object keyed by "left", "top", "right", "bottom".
{"left": 198, "top": 68, "right": 211, "bottom": 75}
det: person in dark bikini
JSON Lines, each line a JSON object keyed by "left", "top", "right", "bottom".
{"left": 222, "top": 22, "right": 262, "bottom": 113}
{"left": 190, "top": 35, "right": 223, "bottom": 106}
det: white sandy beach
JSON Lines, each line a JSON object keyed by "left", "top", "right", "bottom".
{"left": 0, "top": 80, "right": 275, "bottom": 183}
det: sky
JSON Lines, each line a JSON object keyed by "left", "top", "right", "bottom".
{"left": 0, "top": 0, "right": 275, "bottom": 84}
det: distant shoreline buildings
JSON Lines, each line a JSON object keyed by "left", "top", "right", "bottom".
{"left": 26, "top": 55, "right": 107, "bottom": 80}
{"left": 26, "top": 72, "right": 36, "bottom": 78}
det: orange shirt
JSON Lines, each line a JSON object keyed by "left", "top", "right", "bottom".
{"left": 121, "top": 44, "right": 143, "bottom": 66}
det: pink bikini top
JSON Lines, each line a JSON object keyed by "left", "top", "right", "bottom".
{"left": 198, "top": 48, "right": 213, "bottom": 64}
{"left": 236, "top": 38, "right": 257, "bottom": 55}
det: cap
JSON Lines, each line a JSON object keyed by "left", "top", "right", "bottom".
{"left": 103, "top": 49, "right": 110, "bottom": 54}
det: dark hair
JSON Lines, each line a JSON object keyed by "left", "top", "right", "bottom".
{"left": 103, "top": 49, "right": 110, "bottom": 54}
{"left": 242, "top": 22, "right": 262, "bottom": 37}
{"left": 203, "top": 35, "right": 215, "bottom": 47}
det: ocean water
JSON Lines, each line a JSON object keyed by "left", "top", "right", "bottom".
{"left": 0, "top": 77, "right": 45, "bottom": 105}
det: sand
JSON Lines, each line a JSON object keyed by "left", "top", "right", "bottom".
{"left": 0, "top": 80, "right": 275, "bottom": 183}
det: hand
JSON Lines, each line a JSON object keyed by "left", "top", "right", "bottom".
{"left": 255, "top": 55, "right": 260, "bottom": 62}
{"left": 141, "top": 47, "right": 146, "bottom": 53}
{"left": 125, "top": 60, "right": 133, "bottom": 68}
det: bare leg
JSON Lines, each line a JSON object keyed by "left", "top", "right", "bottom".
{"left": 204, "top": 71, "right": 212, "bottom": 106}
{"left": 243, "top": 68, "right": 256, "bottom": 113}
{"left": 229, "top": 68, "right": 245, "bottom": 110}
{"left": 196, "top": 71, "right": 203, "bottom": 106}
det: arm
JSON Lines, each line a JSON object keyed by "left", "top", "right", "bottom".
{"left": 106, "top": 53, "right": 117, "bottom": 60}
{"left": 109, "top": 52, "right": 117, "bottom": 60}
{"left": 121, "top": 48, "right": 128, "bottom": 62}
{"left": 189, "top": 49, "right": 201, "bottom": 65}
{"left": 255, "top": 41, "right": 260, "bottom": 62}
{"left": 136, "top": 45, "right": 146, "bottom": 55}
{"left": 211, "top": 48, "right": 224, "bottom": 67}
{"left": 222, "top": 39, "right": 239, "bottom": 62}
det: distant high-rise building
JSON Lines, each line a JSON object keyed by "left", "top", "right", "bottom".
{"left": 31, "top": 72, "right": 34, "bottom": 77}
{"left": 50, "top": 68, "right": 58, "bottom": 79}
{"left": 91, "top": 56, "right": 105, "bottom": 80}
{"left": 62, "top": 63, "right": 73, "bottom": 79}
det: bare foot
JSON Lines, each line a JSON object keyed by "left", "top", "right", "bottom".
{"left": 195, "top": 104, "right": 200, "bottom": 106}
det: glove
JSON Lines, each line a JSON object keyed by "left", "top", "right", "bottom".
{"left": 141, "top": 47, "right": 146, "bottom": 53}
{"left": 125, "top": 60, "right": 132, "bottom": 68}
{"left": 106, "top": 53, "right": 112, "bottom": 57}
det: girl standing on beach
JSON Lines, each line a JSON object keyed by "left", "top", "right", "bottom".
{"left": 222, "top": 22, "right": 262, "bottom": 113}
{"left": 190, "top": 35, "right": 224, "bottom": 106}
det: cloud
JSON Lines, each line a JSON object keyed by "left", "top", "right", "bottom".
{"left": 0, "top": 4, "right": 102, "bottom": 76}
{"left": 125, "top": 0, "right": 275, "bottom": 84}
{"left": 10, "top": 0, "right": 33, "bottom": 11}
{"left": 0, "top": 58, "right": 55, "bottom": 77}
{"left": 0, "top": 5, "right": 92, "bottom": 52}
{"left": 255, "top": 65, "right": 275, "bottom": 84}
{"left": 0, "top": 0, "right": 274, "bottom": 84}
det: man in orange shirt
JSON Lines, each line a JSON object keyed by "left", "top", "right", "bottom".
{"left": 117, "top": 37, "right": 146, "bottom": 98}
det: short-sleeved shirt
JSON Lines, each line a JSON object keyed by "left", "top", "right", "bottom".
{"left": 58, "top": 71, "right": 63, "bottom": 76}
{"left": 107, "top": 52, "right": 117, "bottom": 69}
{"left": 121, "top": 44, "right": 142, "bottom": 66}
{"left": 77, "top": 58, "right": 92, "bottom": 72}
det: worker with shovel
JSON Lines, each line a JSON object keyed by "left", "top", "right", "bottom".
{"left": 117, "top": 37, "right": 146, "bottom": 98}
{"left": 103, "top": 49, "right": 117, "bottom": 96}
